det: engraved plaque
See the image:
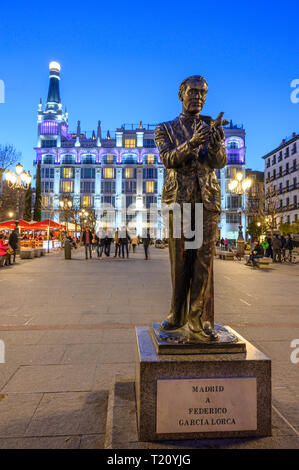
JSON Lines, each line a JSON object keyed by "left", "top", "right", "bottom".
{"left": 156, "top": 377, "right": 257, "bottom": 434}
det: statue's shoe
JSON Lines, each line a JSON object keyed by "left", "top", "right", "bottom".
{"left": 188, "top": 321, "right": 219, "bottom": 341}
{"left": 160, "top": 320, "right": 185, "bottom": 331}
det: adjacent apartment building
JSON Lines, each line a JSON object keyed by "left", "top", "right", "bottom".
{"left": 34, "top": 62, "right": 248, "bottom": 239}
{"left": 263, "top": 133, "right": 299, "bottom": 226}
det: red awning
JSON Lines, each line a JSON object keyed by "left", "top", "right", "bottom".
{"left": 0, "top": 219, "right": 33, "bottom": 230}
{"left": 29, "top": 220, "right": 66, "bottom": 230}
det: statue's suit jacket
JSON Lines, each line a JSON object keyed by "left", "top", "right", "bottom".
{"left": 155, "top": 114, "right": 227, "bottom": 212}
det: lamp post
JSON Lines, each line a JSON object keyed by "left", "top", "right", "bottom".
{"left": 4, "top": 163, "right": 31, "bottom": 221}
{"left": 4, "top": 164, "right": 31, "bottom": 251}
{"left": 59, "top": 199, "right": 73, "bottom": 235}
{"left": 228, "top": 171, "right": 252, "bottom": 253}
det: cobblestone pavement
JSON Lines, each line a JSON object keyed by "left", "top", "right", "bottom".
{"left": 0, "top": 246, "right": 298, "bottom": 448}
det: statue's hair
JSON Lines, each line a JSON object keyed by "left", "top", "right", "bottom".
{"left": 178, "top": 75, "right": 208, "bottom": 101}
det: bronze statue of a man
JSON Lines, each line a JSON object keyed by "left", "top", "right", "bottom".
{"left": 155, "top": 75, "right": 227, "bottom": 341}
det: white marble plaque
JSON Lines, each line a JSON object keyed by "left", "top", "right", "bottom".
{"left": 156, "top": 377, "right": 257, "bottom": 434}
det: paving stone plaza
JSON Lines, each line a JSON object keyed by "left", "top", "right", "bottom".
{"left": 0, "top": 248, "right": 298, "bottom": 449}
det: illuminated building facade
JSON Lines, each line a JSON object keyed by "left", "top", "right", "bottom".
{"left": 216, "top": 123, "right": 248, "bottom": 240}
{"left": 34, "top": 63, "right": 248, "bottom": 239}
{"left": 34, "top": 62, "right": 164, "bottom": 237}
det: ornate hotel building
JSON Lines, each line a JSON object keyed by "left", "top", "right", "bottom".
{"left": 34, "top": 62, "right": 248, "bottom": 239}
{"left": 263, "top": 133, "right": 299, "bottom": 226}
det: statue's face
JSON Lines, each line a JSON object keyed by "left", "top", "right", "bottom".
{"left": 181, "top": 79, "right": 208, "bottom": 115}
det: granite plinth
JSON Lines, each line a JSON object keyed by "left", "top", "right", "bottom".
{"left": 135, "top": 326, "right": 271, "bottom": 441}
{"left": 151, "top": 323, "right": 246, "bottom": 354}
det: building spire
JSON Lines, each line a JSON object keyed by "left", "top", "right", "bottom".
{"left": 46, "top": 61, "right": 61, "bottom": 110}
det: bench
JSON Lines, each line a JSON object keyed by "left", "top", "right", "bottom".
{"left": 218, "top": 251, "right": 234, "bottom": 260}
{"left": 20, "top": 250, "right": 35, "bottom": 259}
{"left": 257, "top": 257, "right": 273, "bottom": 269}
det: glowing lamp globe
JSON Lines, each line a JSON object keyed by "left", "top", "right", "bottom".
{"left": 49, "top": 61, "right": 61, "bottom": 72}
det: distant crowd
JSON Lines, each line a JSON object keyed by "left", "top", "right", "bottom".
{"left": 68, "top": 227, "right": 152, "bottom": 261}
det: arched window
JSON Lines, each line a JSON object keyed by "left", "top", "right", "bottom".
{"left": 42, "top": 154, "right": 55, "bottom": 164}
{"left": 122, "top": 153, "right": 137, "bottom": 164}
{"left": 102, "top": 154, "right": 116, "bottom": 164}
{"left": 61, "top": 154, "right": 76, "bottom": 164}
{"left": 226, "top": 137, "right": 243, "bottom": 149}
{"left": 81, "top": 154, "right": 96, "bottom": 164}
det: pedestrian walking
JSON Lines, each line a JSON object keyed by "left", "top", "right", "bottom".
{"left": 131, "top": 234, "right": 138, "bottom": 253}
{"left": 97, "top": 229, "right": 105, "bottom": 258}
{"left": 81, "top": 227, "right": 93, "bottom": 259}
{"left": 142, "top": 231, "right": 151, "bottom": 260}
{"left": 114, "top": 228, "right": 121, "bottom": 258}
{"left": 104, "top": 230, "right": 113, "bottom": 257}
{"left": 120, "top": 227, "right": 131, "bottom": 258}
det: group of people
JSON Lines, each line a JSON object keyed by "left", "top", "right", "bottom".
{"left": 246, "top": 233, "right": 295, "bottom": 267}
{"left": 80, "top": 227, "right": 151, "bottom": 260}
{"left": 0, "top": 229, "right": 18, "bottom": 267}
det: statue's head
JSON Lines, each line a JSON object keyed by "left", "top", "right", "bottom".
{"left": 179, "top": 75, "right": 208, "bottom": 115}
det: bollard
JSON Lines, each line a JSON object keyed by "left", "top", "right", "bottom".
{"left": 64, "top": 239, "right": 72, "bottom": 259}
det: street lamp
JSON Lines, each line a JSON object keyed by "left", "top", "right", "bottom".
{"left": 228, "top": 171, "right": 252, "bottom": 245}
{"left": 4, "top": 163, "right": 31, "bottom": 225}
{"left": 59, "top": 198, "right": 73, "bottom": 234}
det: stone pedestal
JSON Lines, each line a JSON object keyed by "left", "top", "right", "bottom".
{"left": 135, "top": 326, "right": 271, "bottom": 441}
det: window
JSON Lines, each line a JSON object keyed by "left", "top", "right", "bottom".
{"left": 143, "top": 168, "right": 157, "bottom": 179}
{"left": 294, "top": 195, "right": 297, "bottom": 206}
{"left": 146, "top": 181, "right": 154, "bottom": 193}
{"left": 103, "top": 168, "right": 115, "bottom": 179}
{"left": 41, "top": 140, "right": 56, "bottom": 148}
{"left": 125, "top": 168, "right": 134, "bottom": 179}
{"left": 292, "top": 143, "right": 297, "bottom": 154}
{"left": 42, "top": 154, "right": 55, "bottom": 164}
{"left": 146, "top": 196, "right": 156, "bottom": 208}
{"left": 42, "top": 196, "right": 49, "bottom": 207}
{"left": 81, "top": 168, "right": 95, "bottom": 179}
{"left": 272, "top": 154, "right": 276, "bottom": 165}
{"left": 103, "top": 154, "right": 115, "bottom": 164}
{"left": 225, "top": 213, "right": 241, "bottom": 224}
{"left": 293, "top": 177, "right": 297, "bottom": 189}
{"left": 143, "top": 139, "right": 156, "bottom": 148}
{"left": 146, "top": 154, "right": 155, "bottom": 164}
{"left": 62, "top": 167, "right": 74, "bottom": 179}
{"left": 82, "top": 154, "right": 96, "bottom": 164}
{"left": 60, "top": 181, "right": 74, "bottom": 193}
{"left": 286, "top": 163, "right": 289, "bottom": 174}
{"left": 273, "top": 169, "right": 276, "bottom": 179}
{"left": 122, "top": 154, "right": 137, "bottom": 164}
{"left": 101, "top": 181, "right": 115, "bottom": 193}
{"left": 81, "top": 196, "right": 93, "bottom": 208}
{"left": 124, "top": 138, "right": 136, "bottom": 148}
{"left": 124, "top": 181, "right": 136, "bottom": 193}
{"left": 80, "top": 181, "right": 95, "bottom": 193}
{"left": 293, "top": 159, "right": 297, "bottom": 171}
{"left": 266, "top": 159, "right": 270, "bottom": 168}
{"left": 41, "top": 121, "right": 58, "bottom": 135}
{"left": 61, "top": 154, "right": 75, "bottom": 164}
{"left": 279, "top": 166, "right": 282, "bottom": 177}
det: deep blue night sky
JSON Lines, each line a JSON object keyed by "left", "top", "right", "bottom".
{"left": 0, "top": 0, "right": 298, "bottom": 175}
